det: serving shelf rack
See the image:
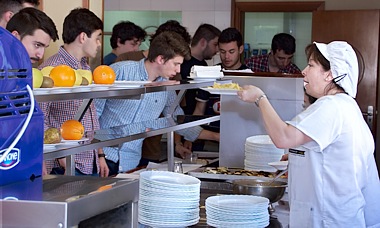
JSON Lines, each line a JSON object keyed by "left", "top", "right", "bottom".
{"left": 37, "top": 79, "right": 227, "bottom": 174}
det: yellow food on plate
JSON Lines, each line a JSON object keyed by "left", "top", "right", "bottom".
{"left": 212, "top": 82, "right": 242, "bottom": 90}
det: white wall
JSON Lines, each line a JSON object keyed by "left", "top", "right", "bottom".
{"left": 43, "top": 0, "right": 82, "bottom": 62}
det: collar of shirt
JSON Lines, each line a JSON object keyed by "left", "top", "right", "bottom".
{"left": 58, "top": 46, "right": 90, "bottom": 70}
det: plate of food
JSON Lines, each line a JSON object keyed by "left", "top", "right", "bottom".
{"left": 200, "top": 82, "right": 242, "bottom": 95}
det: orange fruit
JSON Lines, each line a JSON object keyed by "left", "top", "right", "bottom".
{"left": 93, "top": 65, "right": 116, "bottom": 84}
{"left": 50, "top": 65, "right": 76, "bottom": 87}
{"left": 61, "top": 120, "right": 84, "bottom": 140}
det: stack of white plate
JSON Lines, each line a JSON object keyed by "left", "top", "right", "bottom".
{"left": 138, "top": 171, "right": 201, "bottom": 227}
{"left": 206, "top": 195, "right": 270, "bottom": 227}
{"left": 244, "top": 135, "right": 285, "bottom": 172}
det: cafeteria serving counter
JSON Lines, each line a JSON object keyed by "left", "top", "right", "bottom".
{"left": 0, "top": 175, "right": 139, "bottom": 227}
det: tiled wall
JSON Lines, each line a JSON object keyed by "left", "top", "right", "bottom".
{"left": 104, "top": 0, "right": 231, "bottom": 64}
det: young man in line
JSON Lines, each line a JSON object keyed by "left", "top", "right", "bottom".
{"left": 39, "top": 8, "right": 109, "bottom": 177}
{"left": 6, "top": 7, "right": 58, "bottom": 64}
{"left": 180, "top": 23, "right": 221, "bottom": 115}
{"left": 103, "top": 21, "right": 146, "bottom": 65}
{"left": 245, "top": 32, "right": 301, "bottom": 73}
{"left": 96, "top": 31, "right": 219, "bottom": 176}
{"left": 115, "top": 20, "right": 194, "bottom": 165}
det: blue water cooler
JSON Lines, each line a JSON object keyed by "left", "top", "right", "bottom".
{"left": 0, "top": 27, "right": 44, "bottom": 186}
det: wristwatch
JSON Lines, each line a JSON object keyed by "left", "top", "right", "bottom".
{"left": 98, "top": 154, "right": 106, "bottom": 158}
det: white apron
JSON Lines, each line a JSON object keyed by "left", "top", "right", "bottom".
{"left": 286, "top": 94, "right": 380, "bottom": 227}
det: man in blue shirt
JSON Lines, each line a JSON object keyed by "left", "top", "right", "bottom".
{"left": 96, "top": 31, "right": 219, "bottom": 175}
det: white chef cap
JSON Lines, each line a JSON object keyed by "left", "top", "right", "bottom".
{"left": 314, "top": 41, "right": 359, "bottom": 98}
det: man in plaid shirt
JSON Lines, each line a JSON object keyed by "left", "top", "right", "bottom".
{"left": 39, "top": 8, "right": 109, "bottom": 177}
{"left": 245, "top": 33, "right": 301, "bottom": 74}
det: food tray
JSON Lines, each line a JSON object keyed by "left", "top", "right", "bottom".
{"left": 188, "top": 167, "right": 287, "bottom": 182}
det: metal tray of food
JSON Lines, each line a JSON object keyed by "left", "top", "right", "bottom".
{"left": 188, "top": 167, "right": 287, "bottom": 182}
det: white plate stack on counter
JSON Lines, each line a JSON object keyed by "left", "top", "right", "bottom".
{"left": 244, "top": 135, "right": 285, "bottom": 172}
{"left": 138, "top": 171, "right": 201, "bottom": 227}
{"left": 206, "top": 195, "right": 270, "bottom": 227}
{"left": 188, "top": 65, "right": 224, "bottom": 80}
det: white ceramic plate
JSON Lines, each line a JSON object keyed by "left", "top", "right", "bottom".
{"left": 33, "top": 88, "right": 52, "bottom": 95}
{"left": 61, "top": 138, "right": 89, "bottom": 144}
{"left": 114, "top": 80, "right": 152, "bottom": 85}
{"left": 268, "top": 161, "right": 288, "bottom": 170}
{"left": 71, "top": 86, "right": 92, "bottom": 92}
{"left": 90, "top": 85, "right": 109, "bottom": 91}
{"left": 200, "top": 87, "right": 240, "bottom": 95}
{"left": 187, "top": 76, "right": 223, "bottom": 81}
{"left": 50, "top": 87, "right": 73, "bottom": 94}
{"left": 110, "top": 84, "right": 142, "bottom": 89}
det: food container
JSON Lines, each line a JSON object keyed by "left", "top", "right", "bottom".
{"left": 232, "top": 179, "right": 287, "bottom": 204}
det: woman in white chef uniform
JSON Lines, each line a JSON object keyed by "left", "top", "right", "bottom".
{"left": 238, "top": 41, "right": 380, "bottom": 228}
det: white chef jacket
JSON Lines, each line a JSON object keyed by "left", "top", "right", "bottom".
{"left": 286, "top": 94, "right": 380, "bottom": 228}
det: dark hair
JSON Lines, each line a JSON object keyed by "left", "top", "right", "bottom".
{"left": 62, "top": 8, "right": 103, "bottom": 44}
{"left": 0, "top": 0, "right": 22, "bottom": 16}
{"left": 21, "top": 0, "right": 40, "bottom": 7}
{"left": 110, "top": 21, "right": 146, "bottom": 49}
{"left": 191, "top": 23, "right": 221, "bottom": 47}
{"left": 150, "top": 20, "right": 191, "bottom": 45}
{"left": 147, "top": 31, "right": 191, "bottom": 62}
{"left": 271, "top": 33, "right": 296, "bottom": 55}
{"left": 6, "top": 7, "right": 58, "bottom": 41}
{"left": 218, "top": 27, "right": 243, "bottom": 47}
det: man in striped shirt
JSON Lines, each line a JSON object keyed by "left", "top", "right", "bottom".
{"left": 39, "top": 8, "right": 109, "bottom": 177}
{"left": 96, "top": 31, "right": 219, "bottom": 175}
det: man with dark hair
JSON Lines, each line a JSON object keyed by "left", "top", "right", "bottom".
{"left": 0, "top": 0, "right": 22, "bottom": 28}
{"left": 96, "top": 31, "right": 219, "bottom": 175}
{"left": 39, "top": 8, "right": 109, "bottom": 177}
{"left": 245, "top": 32, "right": 301, "bottom": 73}
{"left": 193, "top": 27, "right": 248, "bottom": 116}
{"left": 103, "top": 21, "right": 146, "bottom": 65}
{"left": 6, "top": 7, "right": 58, "bottom": 64}
{"left": 180, "top": 23, "right": 221, "bottom": 115}
{"left": 21, "top": 0, "right": 40, "bottom": 7}
{"left": 218, "top": 27, "right": 247, "bottom": 71}
{"left": 150, "top": 20, "right": 191, "bottom": 44}
{"left": 116, "top": 20, "right": 191, "bottom": 63}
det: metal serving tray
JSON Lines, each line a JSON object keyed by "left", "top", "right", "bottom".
{"left": 188, "top": 167, "right": 288, "bottom": 182}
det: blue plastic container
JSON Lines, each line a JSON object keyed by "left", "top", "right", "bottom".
{"left": 0, "top": 27, "right": 44, "bottom": 186}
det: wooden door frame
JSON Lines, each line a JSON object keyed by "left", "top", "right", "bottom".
{"left": 231, "top": 1, "right": 325, "bottom": 34}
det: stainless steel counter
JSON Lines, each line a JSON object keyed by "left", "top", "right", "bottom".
{"left": 0, "top": 175, "right": 139, "bottom": 228}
